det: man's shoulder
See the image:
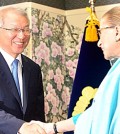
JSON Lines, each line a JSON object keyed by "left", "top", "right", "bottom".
{"left": 21, "top": 54, "right": 39, "bottom": 68}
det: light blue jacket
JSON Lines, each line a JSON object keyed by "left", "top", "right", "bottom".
{"left": 73, "top": 58, "right": 120, "bottom": 134}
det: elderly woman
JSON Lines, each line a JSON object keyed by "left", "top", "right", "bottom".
{"left": 34, "top": 6, "right": 120, "bottom": 134}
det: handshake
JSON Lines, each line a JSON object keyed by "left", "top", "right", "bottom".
{"left": 18, "top": 117, "right": 73, "bottom": 134}
{"left": 18, "top": 121, "right": 57, "bottom": 134}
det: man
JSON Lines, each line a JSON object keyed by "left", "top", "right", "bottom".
{"left": 0, "top": 6, "right": 45, "bottom": 134}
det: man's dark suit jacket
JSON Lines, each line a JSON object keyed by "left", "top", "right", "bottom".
{"left": 0, "top": 53, "right": 45, "bottom": 134}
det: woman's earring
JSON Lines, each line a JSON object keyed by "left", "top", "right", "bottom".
{"left": 97, "top": 40, "right": 102, "bottom": 47}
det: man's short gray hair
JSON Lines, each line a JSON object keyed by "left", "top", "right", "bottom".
{"left": 0, "top": 6, "right": 29, "bottom": 26}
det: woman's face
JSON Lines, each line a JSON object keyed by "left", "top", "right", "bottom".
{"left": 98, "top": 18, "right": 120, "bottom": 60}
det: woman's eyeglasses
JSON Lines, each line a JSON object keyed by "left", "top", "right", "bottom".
{"left": 98, "top": 26, "right": 115, "bottom": 36}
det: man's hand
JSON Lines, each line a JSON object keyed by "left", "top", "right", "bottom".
{"left": 30, "top": 121, "right": 54, "bottom": 134}
{"left": 18, "top": 122, "right": 46, "bottom": 134}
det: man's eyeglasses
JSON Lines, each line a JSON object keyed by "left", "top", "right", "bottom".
{"left": 0, "top": 27, "right": 32, "bottom": 36}
{"left": 98, "top": 26, "right": 115, "bottom": 36}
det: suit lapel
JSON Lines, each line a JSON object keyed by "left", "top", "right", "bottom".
{"left": 0, "top": 53, "right": 32, "bottom": 114}
{"left": 0, "top": 53, "right": 22, "bottom": 109}
{"left": 22, "top": 55, "right": 31, "bottom": 114}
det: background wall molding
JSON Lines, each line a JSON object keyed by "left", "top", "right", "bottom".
{"left": 0, "top": 0, "right": 120, "bottom": 10}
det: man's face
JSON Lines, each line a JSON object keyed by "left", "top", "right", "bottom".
{"left": 0, "top": 11, "right": 30, "bottom": 58}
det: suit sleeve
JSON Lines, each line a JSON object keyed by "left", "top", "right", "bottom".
{"left": 0, "top": 110, "right": 25, "bottom": 134}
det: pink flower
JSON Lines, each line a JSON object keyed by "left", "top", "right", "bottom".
{"left": 61, "top": 55, "right": 65, "bottom": 64}
{"left": 56, "top": 68, "right": 61, "bottom": 75}
{"left": 73, "top": 59, "right": 78, "bottom": 68}
{"left": 61, "top": 89, "right": 70, "bottom": 105}
{"left": 69, "top": 67, "right": 76, "bottom": 79}
{"left": 66, "top": 48, "right": 75, "bottom": 56}
{"left": 42, "top": 28, "right": 53, "bottom": 38}
{"left": 66, "top": 60, "right": 74, "bottom": 69}
{"left": 51, "top": 42, "right": 62, "bottom": 57}
{"left": 54, "top": 75, "right": 61, "bottom": 84}
{"left": 57, "top": 84, "right": 62, "bottom": 91}
{"left": 63, "top": 86, "right": 70, "bottom": 95}
{"left": 48, "top": 70, "right": 54, "bottom": 79}
{"left": 46, "top": 83, "right": 53, "bottom": 92}
{"left": 32, "top": 24, "right": 39, "bottom": 33}
{"left": 54, "top": 72, "right": 64, "bottom": 85}
{"left": 35, "top": 57, "right": 42, "bottom": 65}
{"left": 42, "top": 22, "right": 53, "bottom": 38}
{"left": 44, "top": 57, "right": 50, "bottom": 65}
{"left": 39, "top": 41, "right": 46, "bottom": 49}
{"left": 43, "top": 22, "right": 49, "bottom": 29}
{"left": 35, "top": 41, "right": 50, "bottom": 65}
{"left": 51, "top": 48, "right": 58, "bottom": 58}
{"left": 51, "top": 96, "right": 57, "bottom": 106}
{"left": 50, "top": 89, "right": 56, "bottom": 97}
{"left": 45, "top": 92, "right": 52, "bottom": 102}
{"left": 51, "top": 107, "right": 58, "bottom": 115}
{"left": 45, "top": 101, "right": 50, "bottom": 115}
{"left": 32, "top": 15, "right": 37, "bottom": 25}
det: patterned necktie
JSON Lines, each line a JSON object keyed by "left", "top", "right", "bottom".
{"left": 12, "top": 59, "right": 21, "bottom": 97}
